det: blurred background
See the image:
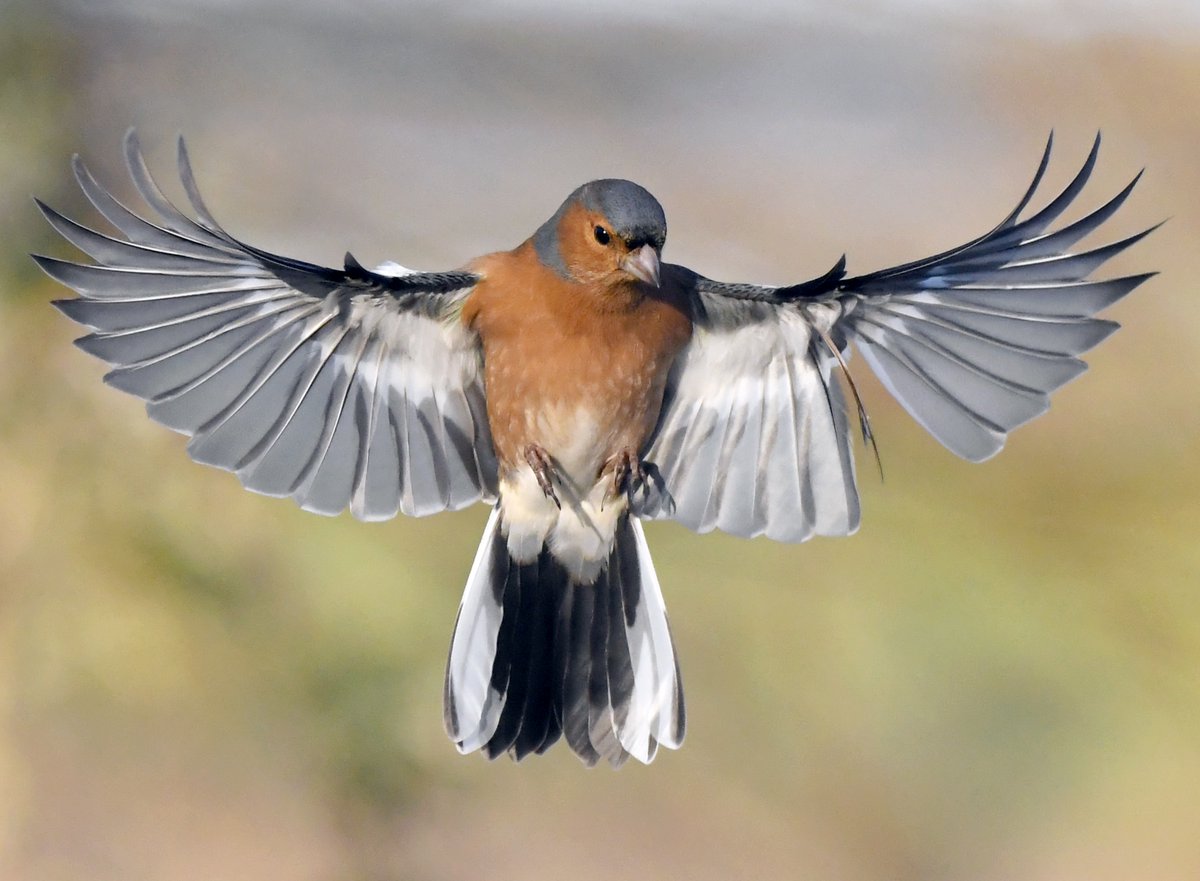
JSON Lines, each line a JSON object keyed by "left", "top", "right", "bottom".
{"left": 1, "top": 1, "right": 1198, "bottom": 879}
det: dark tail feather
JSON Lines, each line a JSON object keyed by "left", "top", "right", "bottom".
{"left": 444, "top": 509, "right": 685, "bottom": 767}
{"left": 485, "top": 550, "right": 563, "bottom": 760}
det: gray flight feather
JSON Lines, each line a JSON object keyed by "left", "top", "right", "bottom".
{"left": 38, "top": 129, "right": 498, "bottom": 520}
{"left": 645, "top": 133, "right": 1155, "bottom": 542}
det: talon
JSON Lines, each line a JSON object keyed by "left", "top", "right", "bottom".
{"left": 604, "top": 455, "right": 674, "bottom": 518}
{"left": 524, "top": 444, "right": 561, "bottom": 509}
{"left": 602, "top": 449, "right": 643, "bottom": 509}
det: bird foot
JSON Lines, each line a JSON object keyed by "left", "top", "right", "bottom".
{"left": 601, "top": 449, "right": 641, "bottom": 509}
{"left": 601, "top": 450, "right": 674, "bottom": 517}
{"left": 524, "top": 443, "right": 561, "bottom": 509}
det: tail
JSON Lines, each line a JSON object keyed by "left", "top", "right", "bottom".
{"left": 443, "top": 507, "right": 685, "bottom": 767}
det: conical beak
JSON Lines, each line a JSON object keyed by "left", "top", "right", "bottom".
{"left": 620, "top": 244, "right": 661, "bottom": 288}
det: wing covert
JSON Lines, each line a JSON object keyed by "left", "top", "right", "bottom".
{"left": 645, "top": 278, "right": 861, "bottom": 542}
{"left": 646, "top": 134, "right": 1154, "bottom": 541}
{"left": 38, "top": 130, "right": 498, "bottom": 520}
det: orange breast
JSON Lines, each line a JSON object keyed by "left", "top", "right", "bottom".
{"left": 463, "top": 243, "right": 692, "bottom": 482}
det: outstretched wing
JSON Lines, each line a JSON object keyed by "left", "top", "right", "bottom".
{"left": 38, "top": 130, "right": 498, "bottom": 520}
{"left": 646, "top": 134, "right": 1155, "bottom": 543}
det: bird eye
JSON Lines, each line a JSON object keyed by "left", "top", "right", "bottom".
{"left": 593, "top": 225, "right": 611, "bottom": 246}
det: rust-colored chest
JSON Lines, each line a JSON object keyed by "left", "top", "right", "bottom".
{"left": 462, "top": 245, "right": 693, "bottom": 479}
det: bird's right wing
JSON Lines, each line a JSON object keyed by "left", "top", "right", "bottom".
{"left": 38, "top": 131, "right": 498, "bottom": 520}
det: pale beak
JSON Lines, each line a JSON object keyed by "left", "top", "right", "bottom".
{"left": 620, "top": 244, "right": 661, "bottom": 288}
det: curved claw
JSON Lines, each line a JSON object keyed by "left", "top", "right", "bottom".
{"left": 602, "top": 451, "right": 674, "bottom": 517}
{"left": 524, "top": 444, "right": 561, "bottom": 509}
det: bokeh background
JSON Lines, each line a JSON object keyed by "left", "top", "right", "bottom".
{"left": 2, "top": 1, "right": 1198, "bottom": 879}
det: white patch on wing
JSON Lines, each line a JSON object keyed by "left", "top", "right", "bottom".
{"left": 371, "top": 260, "right": 418, "bottom": 277}
{"left": 48, "top": 195, "right": 496, "bottom": 522}
{"left": 355, "top": 296, "right": 487, "bottom": 514}
{"left": 646, "top": 300, "right": 861, "bottom": 543}
{"left": 39, "top": 129, "right": 503, "bottom": 523}
{"left": 256, "top": 288, "right": 494, "bottom": 519}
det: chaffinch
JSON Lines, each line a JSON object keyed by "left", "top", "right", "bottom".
{"left": 38, "top": 131, "right": 1152, "bottom": 767}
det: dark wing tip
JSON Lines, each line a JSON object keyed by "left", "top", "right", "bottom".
{"left": 52, "top": 298, "right": 91, "bottom": 324}
{"left": 30, "top": 253, "right": 59, "bottom": 277}
{"left": 31, "top": 195, "right": 55, "bottom": 219}
{"left": 997, "top": 130, "right": 1056, "bottom": 230}
{"left": 1135, "top": 218, "right": 1167, "bottom": 240}
{"left": 344, "top": 251, "right": 368, "bottom": 276}
{"left": 773, "top": 253, "right": 848, "bottom": 301}
{"left": 1009, "top": 129, "right": 1100, "bottom": 230}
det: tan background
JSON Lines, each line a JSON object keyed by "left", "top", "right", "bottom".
{"left": 1, "top": 1, "right": 1198, "bottom": 879}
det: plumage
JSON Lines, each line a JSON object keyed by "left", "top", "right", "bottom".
{"left": 37, "top": 134, "right": 495, "bottom": 521}
{"left": 41, "top": 129, "right": 1153, "bottom": 767}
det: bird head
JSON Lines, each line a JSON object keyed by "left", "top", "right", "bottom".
{"left": 532, "top": 179, "right": 666, "bottom": 288}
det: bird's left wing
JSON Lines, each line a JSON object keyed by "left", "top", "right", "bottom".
{"left": 645, "top": 134, "right": 1155, "bottom": 543}
{"left": 38, "top": 132, "right": 498, "bottom": 519}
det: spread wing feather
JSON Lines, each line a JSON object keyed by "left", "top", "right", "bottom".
{"left": 646, "top": 297, "right": 859, "bottom": 541}
{"left": 38, "top": 130, "right": 497, "bottom": 519}
{"left": 647, "top": 133, "right": 1154, "bottom": 541}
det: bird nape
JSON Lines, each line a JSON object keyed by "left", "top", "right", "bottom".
{"left": 37, "top": 130, "right": 1154, "bottom": 767}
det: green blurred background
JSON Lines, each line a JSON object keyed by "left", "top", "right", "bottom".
{"left": 2, "top": 1, "right": 1198, "bottom": 878}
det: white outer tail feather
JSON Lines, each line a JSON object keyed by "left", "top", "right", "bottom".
{"left": 443, "top": 509, "right": 684, "bottom": 765}
{"left": 445, "top": 507, "right": 505, "bottom": 753}
{"left": 621, "top": 518, "right": 684, "bottom": 761}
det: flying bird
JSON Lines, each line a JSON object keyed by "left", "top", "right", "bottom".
{"left": 37, "top": 131, "right": 1153, "bottom": 767}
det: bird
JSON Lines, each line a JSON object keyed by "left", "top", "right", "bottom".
{"left": 37, "top": 130, "right": 1154, "bottom": 768}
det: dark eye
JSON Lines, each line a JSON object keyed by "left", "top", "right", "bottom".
{"left": 593, "top": 225, "right": 611, "bottom": 245}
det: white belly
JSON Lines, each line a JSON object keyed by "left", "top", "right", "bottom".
{"left": 499, "top": 402, "right": 626, "bottom": 583}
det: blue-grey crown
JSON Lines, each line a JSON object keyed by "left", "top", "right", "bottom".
{"left": 532, "top": 179, "right": 667, "bottom": 281}
{"left": 577, "top": 179, "right": 667, "bottom": 249}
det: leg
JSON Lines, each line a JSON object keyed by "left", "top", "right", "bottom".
{"left": 600, "top": 449, "right": 674, "bottom": 517}
{"left": 601, "top": 448, "right": 641, "bottom": 509}
{"left": 524, "top": 443, "right": 561, "bottom": 509}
